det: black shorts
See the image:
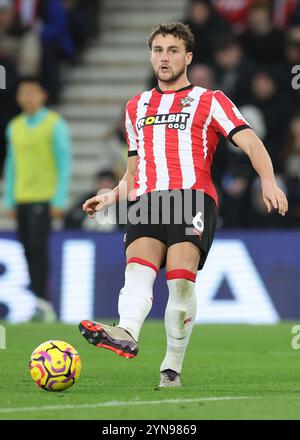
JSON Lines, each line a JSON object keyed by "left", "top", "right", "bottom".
{"left": 124, "top": 189, "right": 218, "bottom": 270}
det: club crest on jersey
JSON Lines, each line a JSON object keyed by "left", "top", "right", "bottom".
{"left": 137, "top": 112, "right": 190, "bottom": 131}
{"left": 180, "top": 96, "right": 194, "bottom": 107}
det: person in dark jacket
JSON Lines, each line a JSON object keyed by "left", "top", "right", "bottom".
{"left": 39, "top": 0, "right": 75, "bottom": 103}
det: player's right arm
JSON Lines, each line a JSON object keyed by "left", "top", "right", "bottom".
{"left": 82, "top": 155, "right": 138, "bottom": 218}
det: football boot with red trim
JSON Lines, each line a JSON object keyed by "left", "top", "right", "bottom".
{"left": 79, "top": 320, "right": 138, "bottom": 359}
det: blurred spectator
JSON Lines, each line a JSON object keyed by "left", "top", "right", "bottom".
{"left": 62, "top": 0, "right": 89, "bottom": 54}
{"left": 3, "top": 76, "right": 72, "bottom": 320}
{"left": 214, "top": 0, "right": 298, "bottom": 31}
{"left": 64, "top": 169, "right": 123, "bottom": 231}
{"left": 239, "top": 104, "right": 266, "bottom": 140}
{"left": 0, "top": 0, "right": 41, "bottom": 75}
{"left": 213, "top": 34, "right": 257, "bottom": 104}
{"left": 13, "top": 0, "right": 40, "bottom": 28}
{"left": 63, "top": 0, "right": 101, "bottom": 52}
{"left": 38, "top": 0, "right": 75, "bottom": 103}
{"left": 285, "top": 26, "right": 300, "bottom": 65}
{"left": 215, "top": 105, "right": 266, "bottom": 227}
{"left": 283, "top": 26, "right": 300, "bottom": 113}
{"left": 0, "top": 41, "right": 19, "bottom": 175}
{"left": 188, "top": 63, "right": 215, "bottom": 89}
{"left": 239, "top": 0, "right": 285, "bottom": 67}
{"left": 0, "top": 0, "right": 102, "bottom": 104}
{"left": 282, "top": 115, "right": 300, "bottom": 225}
{"left": 274, "top": 0, "right": 298, "bottom": 29}
{"left": 212, "top": 0, "right": 254, "bottom": 32}
{"left": 219, "top": 167, "right": 253, "bottom": 227}
{"left": 248, "top": 69, "right": 291, "bottom": 172}
{"left": 184, "top": 0, "right": 230, "bottom": 64}
{"left": 101, "top": 115, "right": 130, "bottom": 180}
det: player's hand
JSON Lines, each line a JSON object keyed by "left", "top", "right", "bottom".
{"left": 82, "top": 190, "right": 116, "bottom": 218}
{"left": 51, "top": 207, "right": 65, "bottom": 219}
{"left": 261, "top": 181, "right": 288, "bottom": 216}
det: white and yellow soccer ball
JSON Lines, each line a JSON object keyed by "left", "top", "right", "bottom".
{"left": 29, "top": 340, "right": 81, "bottom": 391}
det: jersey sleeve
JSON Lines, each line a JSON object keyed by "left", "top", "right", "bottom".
{"left": 125, "top": 103, "right": 138, "bottom": 157}
{"left": 51, "top": 118, "right": 72, "bottom": 209}
{"left": 211, "top": 90, "right": 251, "bottom": 145}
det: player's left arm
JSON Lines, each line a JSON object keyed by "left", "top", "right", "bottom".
{"left": 232, "top": 128, "right": 288, "bottom": 216}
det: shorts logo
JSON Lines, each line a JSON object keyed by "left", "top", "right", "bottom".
{"left": 192, "top": 211, "right": 204, "bottom": 239}
{"left": 123, "top": 233, "right": 127, "bottom": 243}
{"left": 180, "top": 96, "right": 194, "bottom": 107}
{"left": 137, "top": 113, "right": 190, "bottom": 130}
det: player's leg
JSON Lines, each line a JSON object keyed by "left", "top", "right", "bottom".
{"left": 16, "top": 203, "right": 31, "bottom": 286}
{"left": 159, "top": 242, "right": 200, "bottom": 387}
{"left": 118, "top": 237, "right": 166, "bottom": 341}
{"left": 26, "top": 202, "right": 51, "bottom": 299}
{"left": 80, "top": 201, "right": 167, "bottom": 359}
{"left": 117, "top": 192, "right": 167, "bottom": 342}
{"left": 159, "top": 190, "right": 217, "bottom": 386}
{"left": 27, "top": 202, "right": 56, "bottom": 321}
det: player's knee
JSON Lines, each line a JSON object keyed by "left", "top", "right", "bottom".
{"left": 167, "top": 242, "right": 201, "bottom": 272}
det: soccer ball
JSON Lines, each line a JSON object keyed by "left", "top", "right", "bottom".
{"left": 29, "top": 340, "right": 81, "bottom": 391}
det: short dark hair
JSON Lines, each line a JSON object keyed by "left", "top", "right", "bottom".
{"left": 17, "top": 76, "right": 47, "bottom": 91}
{"left": 147, "top": 22, "right": 195, "bottom": 53}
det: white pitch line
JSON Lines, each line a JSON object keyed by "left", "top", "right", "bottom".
{"left": 0, "top": 396, "right": 254, "bottom": 414}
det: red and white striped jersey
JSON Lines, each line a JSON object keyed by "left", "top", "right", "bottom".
{"left": 125, "top": 84, "right": 250, "bottom": 205}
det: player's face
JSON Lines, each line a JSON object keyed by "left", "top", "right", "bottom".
{"left": 17, "top": 83, "right": 47, "bottom": 115}
{"left": 150, "top": 34, "right": 192, "bottom": 84}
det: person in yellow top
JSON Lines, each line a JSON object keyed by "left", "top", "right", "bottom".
{"left": 4, "top": 76, "right": 72, "bottom": 321}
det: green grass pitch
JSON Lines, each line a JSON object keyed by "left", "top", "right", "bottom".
{"left": 0, "top": 320, "right": 300, "bottom": 420}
